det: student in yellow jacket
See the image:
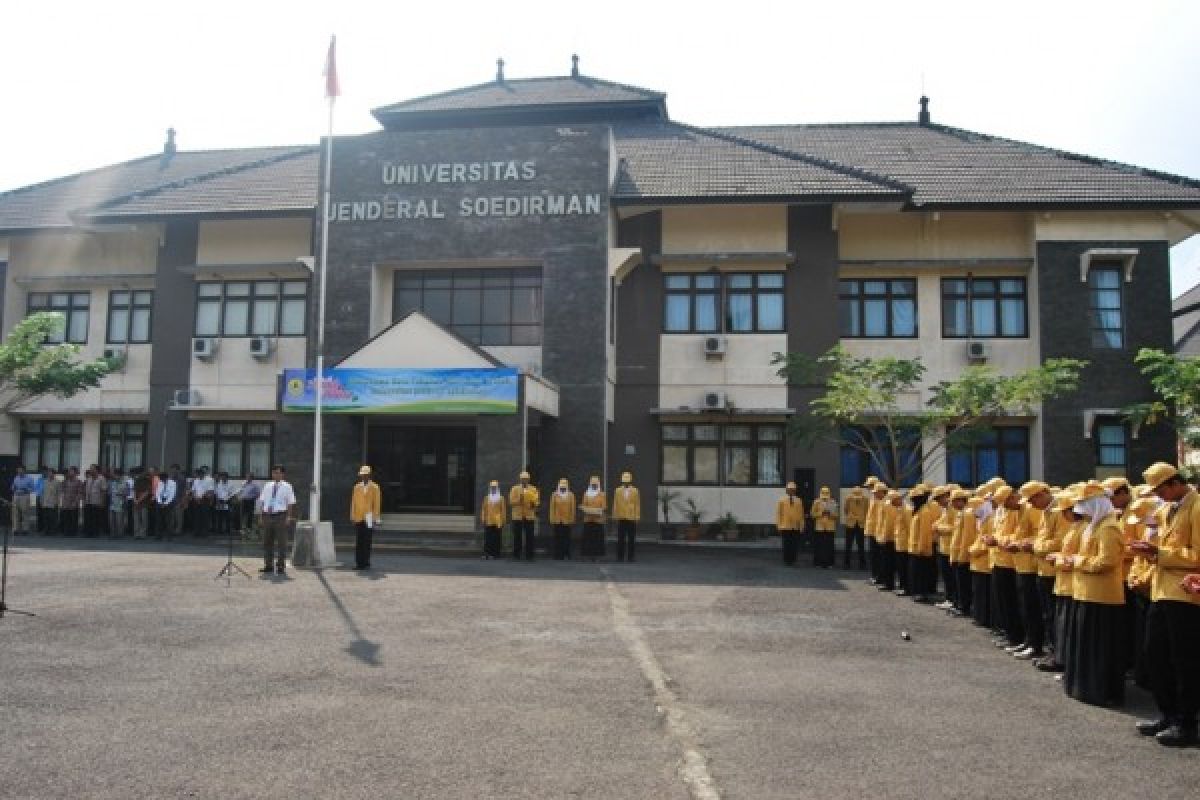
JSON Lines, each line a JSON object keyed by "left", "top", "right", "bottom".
{"left": 613, "top": 472, "right": 641, "bottom": 563}
{"left": 1132, "top": 462, "right": 1200, "bottom": 746}
{"left": 944, "top": 488, "right": 971, "bottom": 615}
{"left": 892, "top": 487, "right": 913, "bottom": 596}
{"left": 842, "top": 486, "right": 869, "bottom": 569}
{"left": 1009, "top": 481, "right": 1052, "bottom": 660}
{"left": 810, "top": 486, "right": 838, "bottom": 568}
{"left": 867, "top": 480, "right": 889, "bottom": 586}
{"left": 480, "top": 481, "right": 507, "bottom": 559}
{"left": 1123, "top": 496, "right": 1162, "bottom": 688}
{"left": 1031, "top": 495, "right": 1069, "bottom": 668}
{"left": 907, "top": 484, "right": 939, "bottom": 602}
{"left": 985, "top": 485, "right": 1025, "bottom": 650}
{"left": 579, "top": 476, "right": 607, "bottom": 561}
{"left": 965, "top": 496, "right": 994, "bottom": 627}
{"left": 350, "top": 465, "right": 382, "bottom": 571}
{"left": 931, "top": 485, "right": 960, "bottom": 610}
{"left": 1063, "top": 481, "right": 1127, "bottom": 708}
{"left": 509, "top": 471, "right": 540, "bottom": 561}
{"left": 776, "top": 481, "right": 806, "bottom": 566}
{"left": 549, "top": 479, "right": 576, "bottom": 560}
{"left": 879, "top": 490, "right": 905, "bottom": 592}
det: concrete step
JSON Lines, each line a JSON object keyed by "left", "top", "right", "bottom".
{"left": 379, "top": 513, "right": 475, "bottom": 533}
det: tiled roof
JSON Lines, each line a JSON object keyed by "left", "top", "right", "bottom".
{"left": 612, "top": 122, "right": 906, "bottom": 202}
{"left": 373, "top": 74, "right": 665, "bottom": 117}
{"left": 0, "top": 145, "right": 315, "bottom": 231}
{"left": 714, "top": 123, "right": 1200, "bottom": 208}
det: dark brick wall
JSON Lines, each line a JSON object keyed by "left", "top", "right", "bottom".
{"left": 146, "top": 219, "right": 198, "bottom": 471}
{"left": 1037, "top": 239, "right": 1176, "bottom": 483}
{"left": 786, "top": 206, "right": 841, "bottom": 496}
{"left": 295, "top": 124, "right": 610, "bottom": 526}
{"left": 610, "top": 211, "right": 662, "bottom": 522}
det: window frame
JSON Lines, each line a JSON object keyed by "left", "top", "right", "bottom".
{"left": 19, "top": 420, "right": 83, "bottom": 471}
{"left": 1087, "top": 264, "right": 1125, "bottom": 350}
{"left": 940, "top": 276, "right": 1028, "bottom": 339}
{"left": 106, "top": 289, "right": 154, "bottom": 344}
{"left": 1094, "top": 419, "right": 1128, "bottom": 468}
{"left": 27, "top": 291, "right": 91, "bottom": 344}
{"left": 662, "top": 271, "right": 787, "bottom": 335}
{"left": 99, "top": 421, "right": 147, "bottom": 471}
{"left": 187, "top": 421, "right": 274, "bottom": 478}
{"left": 838, "top": 278, "right": 918, "bottom": 339}
{"left": 193, "top": 279, "right": 308, "bottom": 338}
{"left": 946, "top": 426, "right": 1031, "bottom": 487}
{"left": 392, "top": 267, "right": 543, "bottom": 346}
{"left": 659, "top": 422, "right": 786, "bottom": 487}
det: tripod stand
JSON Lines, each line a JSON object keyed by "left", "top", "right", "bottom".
{"left": 214, "top": 494, "right": 250, "bottom": 584}
{"left": 1, "top": 497, "right": 36, "bottom": 618}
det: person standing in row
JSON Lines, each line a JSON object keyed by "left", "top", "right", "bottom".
{"left": 842, "top": 485, "right": 868, "bottom": 570}
{"left": 986, "top": 485, "right": 1024, "bottom": 651}
{"left": 776, "top": 481, "right": 805, "bottom": 566}
{"left": 480, "top": 480, "right": 506, "bottom": 560}
{"left": 908, "top": 484, "right": 938, "bottom": 602}
{"left": 863, "top": 477, "right": 882, "bottom": 584}
{"left": 509, "top": 471, "right": 539, "bottom": 561}
{"left": 108, "top": 467, "right": 130, "bottom": 538}
{"left": 549, "top": 479, "right": 575, "bottom": 560}
{"left": 350, "top": 465, "right": 381, "bottom": 571}
{"left": 614, "top": 472, "right": 640, "bottom": 563}
{"left": 966, "top": 494, "right": 993, "bottom": 626}
{"left": 10, "top": 465, "right": 36, "bottom": 535}
{"left": 580, "top": 476, "right": 606, "bottom": 562}
{"left": 213, "top": 471, "right": 235, "bottom": 541}
{"left": 1042, "top": 496, "right": 1084, "bottom": 674}
{"left": 155, "top": 468, "right": 178, "bottom": 539}
{"left": 83, "top": 465, "right": 108, "bottom": 537}
{"left": 880, "top": 489, "right": 904, "bottom": 592}
{"left": 132, "top": 468, "right": 152, "bottom": 539}
{"left": 811, "top": 487, "right": 838, "bottom": 568}
{"left": 192, "top": 467, "right": 215, "bottom": 537}
{"left": 1009, "top": 481, "right": 1051, "bottom": 661}
{"left": 60, "top": 467, "right": 83, "bottom": 536}
{"left": 893, "top": 486, "right": 912, "bottom": 596}
{"left": 239, "top": 472, "right": 261, "bottom": 536}
{"left": 40, "top": 468, "right": 61, "bottom": 536}
{"left": 256, "top": 464, "right": 295, "bottom": 576}
{"left": 945, "top": 488, "right": 971, "bottom": 615}
{"left": 932, "top": 485, "right": 958, "bottom": 609}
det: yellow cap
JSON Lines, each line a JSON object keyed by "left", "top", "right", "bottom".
{"left": 1051, "top": 491, "right": 1077, "bottom": 512}
{"left": 992, "top": 485, "right": 1014, "bottom": 504}
{"left": 358, "top": 465, "right": 371, "bottom": 476}
{"left": 1018, "top": 480, "right": 1050, "bottom": 499}
{"left": 931, "top": 485, "right": 951, "bottom": 498}
{"left": 909, "top": 483, "right": 931, "bottom": 499}
{"left": 621, "top": 472, "right": 633, "bottom": 483}
{"left": 951, "top": 488, "right": 971, "bottom": 501}
{"left": 887, "top": 490, "right": 902, "bottom": 502}
{"left": 557, "top": 478, "right": 569, "bottom": 489}
{"left": 519, "top": 471, "right": 531, "bottom": 481}
{"left": 1124, "top": 497, "right": 1157, "bottom": 521}
{"left": 589, "top": 475, "right": 601, "bottom": 484}
{"left": 819, "top": 486, "right": 831, "bottom": 497}
{"left": 489, "top": 480, "right": 499, "bottom": 488}
{"left": 1142, "top": 462, "right": 1179, "bottom": 489}
{"left": 873, "top": 482, "right": 889, "bottom": 493}
{"left": 864, "top": 475, "right": 879, "bottom": 488}
{"left": 1101, "top": 476, "right": 1131, "bottom": 494}
{"left": 966, "top": 496, "right": 985, "bottom": 510}
{"left": 786, "top": 481, "right": 797, "bottom": 491}
{"left": 1076, "top": 480, "right": 1108, "bottom": 501}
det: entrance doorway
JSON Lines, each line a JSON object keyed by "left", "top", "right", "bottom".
{"left": 367, "top": 425, "right": 475, "bottom": 513}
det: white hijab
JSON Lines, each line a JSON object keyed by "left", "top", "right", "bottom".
{"left": 975, "top": 498, "right": 995, "bottom": 523}
{"left": 585, "top": 483, "right": 601, "bottom": 498}
{"left": 1074, "top": 494, "right": 1115, "bottom": 536}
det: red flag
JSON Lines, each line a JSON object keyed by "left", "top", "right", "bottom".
{"left": 323, "top": 35, "right": 340, "bottom": 99}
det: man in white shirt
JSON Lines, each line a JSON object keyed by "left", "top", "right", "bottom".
{"left": 256, "top": 464, "right": 297, "bottom": 576}
{"left": 155, "top": 469, "right": 179, "bottom": 540}
{"left": 191, "top": 467, "right": 216, "bottom": 537}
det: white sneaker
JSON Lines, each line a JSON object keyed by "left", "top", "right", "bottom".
{"left": 1013, "top": 647, "right": 1036, "bottom": 659}
{"left": 1004, "top": 644, "right": 1023, "bottom": 653}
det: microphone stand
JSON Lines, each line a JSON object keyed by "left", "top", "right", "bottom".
{"left": 214, "top": 482, "right": 251, "bottom": 584}
{"left": 0, "top": 496, "right": 36, "bottom": 618}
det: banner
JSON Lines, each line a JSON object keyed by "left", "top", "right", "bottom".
{"left": 281, "top": 367, "right": 518, "bottom": 414}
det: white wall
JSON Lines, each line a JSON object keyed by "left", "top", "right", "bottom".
{"left": 196, "top": 218, "right": 311, "bottom": 265}
{"left": 658, "top": 485, "right": 781, "bottom": 526}
{"left": 659, "top": 334, "right": 787, "bottom": 410}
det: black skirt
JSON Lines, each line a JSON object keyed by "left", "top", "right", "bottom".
{"left": 813, "top": 532, "right": 835, "bottom": 567}
{"left": 581, "top": 522, "right": 605, "bottom": 558}
{"left": 1064, "top": 600, "right": 1126, "bottom": 707}
{"left": 1056, "top": 596, "right": 1076, "bottom": 670}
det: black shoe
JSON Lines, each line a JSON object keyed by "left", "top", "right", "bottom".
{"left": 1155, "top": 725, "right": 1198, "bottom": 747}
{"left": 276, "top": 565, "right": 286, "bottom": 575}
{"left": 1136, "top": 717, "right": 1172, "bottom": 736}
{"left": 1035, "top": 660, "right": 1064, "bottom": 673}
{"left": 259, "top": 566, "right": 274, "bottom": 574}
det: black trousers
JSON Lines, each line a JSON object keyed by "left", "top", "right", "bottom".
{"left": 782, "top": 532, "right": 799, "bottom": 565}
{"left": 1146, "top": 600, "right": 1200, "bottom": 728}
{"left": 971, "top": 572, "right": 992, "bottom": 627}
{"left": 512, "top": 519, "right": 535, "bottom": 560}
{"left": 895, "top": 551, "right": 910, "bottom": 593}
{"left": 354, "top": 521, "right": 373, "bottom": 568}
{"left": 867, "top": 536, "right": 880, "bottom": 581}
{"left": 552, "top": 524, "right": 572, "bottom": 559}
{"left": 61, "top": 508, "right": 79, "bottom": 536}
{"left": 214, "top": 508, "right": 232, "bottom": 539}
{"left": 993, "top": 567, "right": 1024, "bottom": 645}
{"left": 813, "top": 532, "right": 835, "bottom": 567}
{"left": 955, "top": 563, "right": 973, "bottom": 614}
{"left": 83, "top": 504, "right": 103, "bottom": 536}
{"left": 616, "top": 520, "right": 637, "bottom": 561}
{"left": 194, "top": 504, "right": 213, "bottom": 536}
{"left": 1016, "top": 572, "right": 1044, "bottom": 652}
{"left": 879, "top": 542, "right": 896, "bottom": 590}
{"left": 41, "top": 508, "right": 59, "bottom": 536}
{"left": 937, "top": 552, "right": 955, "bottom": 603}
{"left": 1038, "top": 576, "right": 1057, "bottom": 652}
{"left": 484, "top": 526, "right": 502, "bottom": 558}
{"left": 844, "top": 525, "right": 866, "bottom": 567}
{"left": 910, "top": 554, "right": 936, "bottom": 597}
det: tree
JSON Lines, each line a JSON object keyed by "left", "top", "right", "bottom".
{"left": 0, "top": 313, "right": 114, "bottom": 411}
{"left": 1122, "top": 347, "right": 1200, "bottom": 456}
{"left": 771, "top": 346, "right": 1086, "bottom": 487}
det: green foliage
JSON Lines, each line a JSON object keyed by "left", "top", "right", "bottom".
{"left": 772, "top": 346, "right": 1087, "bottom": 486}
{"left": 1124, "top": 348, "right": 1200, "bottom": 448}
{"left": 676, "top": 497, "right": 705, "bottom": 525}
{"left": 657, "top": 487, "right": 682, "bottom": 524}
{"left": 0, "top": 313, "right": 114, "bottom": 409}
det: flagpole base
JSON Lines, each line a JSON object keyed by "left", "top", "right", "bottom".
{"left": 292, "top": 521, "right": 339, "bottom": 568}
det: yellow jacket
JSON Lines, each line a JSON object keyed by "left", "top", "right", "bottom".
{"left": 811, "top": 498, "right": 838, "bottom": 532}
{"left": 1054, "top": 521, "right": 1084, "bottom": 597}
{"left": 1033, "top": 510, "right": 1066, "bottom": 578}
{"left": 990, "top": 507, "right": 1018, "bottom": 569}
{"left": 481, "top": 494, "right": 507, "bottom": 528}
{"left": 509, "top": 484, "right": 540, "bottom": 522}
{"left": 934, "top": 505, "right": 956, "bottom": 554}
{"left": 1120, "top": 517, "right": 1142, "bottom": 581}
{"left": 865, "top": 497, "right": 881, "bottom": 540}
{"left": 843, "top": 492, "right": 868, "bottom": 528}
{"left": 581, "top": 490, "right": 607, "bottom": 524}
{"left": 349, "top": 480, "right": 382, "bottom": 524}
{"left": 776, "top": 495, "right": 805, "bottom": 532}
{"left": 549, "top": 490, "right": 576, "bottom": 525}
{"left": 887, "top": 504, "right": 909, "bottom": 547}
{"left": 1130, "top": 503, "right": 1170, "bottom": 592}
{"left": 909, "top": 503, "right": 940, "bottom": 557}
{"left": 1072, "top": 518, "right": 1126, "bottom": 605}
{"left": 1010, "top": 505, "right": 1042, "bottom": 575}
{"left": 1150, "top": 489, "right": 1200, "bottom": 606}
{"left": 613, "top": 485, "right": 641, "bottom": 521}
{"left": 948, "top": 508, "right": 968, "bottom": 564}
{"left": 967, "top": 512, "right": 993, "bottom": 573}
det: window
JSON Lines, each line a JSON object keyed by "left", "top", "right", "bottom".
{"left": 194, "top": 280, "right": 307, "bottom": 337}
{"left": 941, "top": 277, "right": 1027, "bottom": 338}
{"left": 1088, "top": 265, "right": 1124, "bottom": 349}
{"left": 189, "top": 422, "right": 273, "bottom": 478}
{"left": 947, "top": 427, "right": 1030, "bottom": 487}
{"left": 660, "top": 423, "right": 784, "bottom": 486}
{"left": 1095, "top": 421, "right": 1127, "bottom": 468}
{"left": 839, "top": 279, "right": 917, "bottom": 338}
{"left": 100, "top": 422, "right": 146, "bottom": 470}
{"left": 664, "top": 272, "right": 785, "bottom": 333}
{"left": 839, "top": 426, "right": 923, "bottom": 488}
{"left": 106, "top": 290, "right": 153, "bottom": 344}
{"left": 393, "top": 268, "right": 542, "bottom": 345}
{"left": 27, "top": 292, "right": 90, "bottom": 343}
{"left": 20, "top": 421, "right": 83, "bottom": 471}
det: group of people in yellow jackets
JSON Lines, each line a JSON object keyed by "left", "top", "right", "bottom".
{"left": 480, "top": 471, "right": 642, "bottom": 562}
{"left": 774, "top": 483, "right": 848, "bottom": 568}
{"left": 852, "top": 461, "right": 1200, "bottom": 747}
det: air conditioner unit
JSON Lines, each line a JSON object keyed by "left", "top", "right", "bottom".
{"left": 192, "top": 337, "right": 218, "bottom": 361}
{"left": 102, "top": 345, "right": 127, "bottom": 368}
{"left": 703, "top": 391, "right": 728, "bottom": 410}
{"left": 966, "top": 340, "right": 990, "bottom": 362}
{"left": 173, "top": 389, "right": 202, "bottom": 407}
{"left": 249, "top": 336, "right": 274, "bottom": 359}
{"left": 704, "top": 336, "right": 727, "bottom": 358}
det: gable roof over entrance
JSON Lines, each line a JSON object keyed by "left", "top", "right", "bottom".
{"left": 336, "top": 311, "right": 504, "bottom": 370}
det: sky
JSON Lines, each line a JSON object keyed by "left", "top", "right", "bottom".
{"left": 4, "top": 0, "right": 1199, "bottom": 294}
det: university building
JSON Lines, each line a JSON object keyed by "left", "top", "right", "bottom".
{"left": 3, "top": 61, "right": 1200, "bottom": 531}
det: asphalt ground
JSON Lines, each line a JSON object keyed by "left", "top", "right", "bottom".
{"left": 1, "top": 537, "right": 1196, "bottom": 799}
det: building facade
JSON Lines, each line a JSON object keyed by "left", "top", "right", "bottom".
{"left": 3, "top": 65, "right": 1200, "bottom": 531}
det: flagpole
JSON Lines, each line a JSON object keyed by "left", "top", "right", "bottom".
{"left": 311, "top": 37, "right": 336, "bottom": 524}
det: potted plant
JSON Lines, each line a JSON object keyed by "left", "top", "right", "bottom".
{"left": 677, "top": 498, "right": 705, "bottom": 541}
{"left": 717, "top": 511, "right": 739, "bottom": 541}
{"left": 657, "top": 487, "right": 682, "bottom": 540}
